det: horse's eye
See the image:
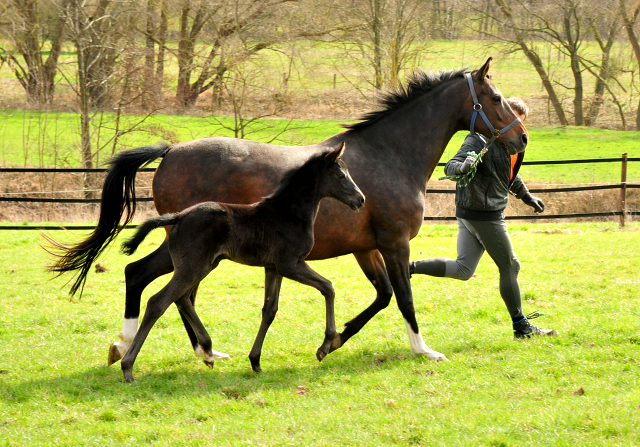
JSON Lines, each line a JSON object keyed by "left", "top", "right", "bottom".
{"left": 337, "top": 172, "right": 346, "bottom": 179}
{"left": 492, "top": 96, "right": 501, "bottom": 104}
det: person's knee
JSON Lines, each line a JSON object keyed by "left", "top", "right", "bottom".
{"left": 451, "top": 263, "right": 474, "bottom": 281}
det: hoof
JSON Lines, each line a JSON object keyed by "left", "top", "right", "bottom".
{"left": 203, "top": 360, "right": 214, "bottom": 369}
{"left": 249, "top": 357, "right": 262, "bottom": 373}
{"left": 328, "top": 333, "right": 342, "bottom": 353}
{"left": 108, "top": 343, "right": 123, "bottom": 366}
{"left": 123, "top": 371, "right": 135, "bottom": 383}
{"left": 425, "top": 352, "right": 449, "bottom": 362}
{"left": 316, "top": 348, "right": 327, "bottom": 362}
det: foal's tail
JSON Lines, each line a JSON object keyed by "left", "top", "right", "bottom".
{"left": 44, "top": 143, "right": 170, "bottom": 296}
{"left": 121, "top": 213, "right": 179, "bottom": 256}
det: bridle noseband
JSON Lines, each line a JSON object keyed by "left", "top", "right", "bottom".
{"left": 466, "top": 73, "right": 521, "bottom": 148}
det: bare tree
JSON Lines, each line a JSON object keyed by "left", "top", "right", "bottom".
{"left": 0, "top": 0, "right": 67, "bottom": 104}
{"left": 583, "top": 2, "right": 624, "bottom": 127}
{"left": 491, "top": 0, "right": 569, "bottom": 125}
{"left": 621, "top": 0, "right": 640, "bottom": 128}
{"left": 340, "top": 0, "right": 429, "bottom": 90}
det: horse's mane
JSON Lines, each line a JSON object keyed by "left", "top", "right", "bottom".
{"left": 262, "top": 151, "right": 327, "bottom": 203}
{"left": 343, "top": 67, "right": 468, "bottom": 131}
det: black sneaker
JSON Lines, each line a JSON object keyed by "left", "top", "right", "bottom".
{"left": 513, "top": 312, "right": 558, "bottom": 339}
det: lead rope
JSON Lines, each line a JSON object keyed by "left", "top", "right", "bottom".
{"left": 439, "top": 73, "right": 521, "bottom": 188}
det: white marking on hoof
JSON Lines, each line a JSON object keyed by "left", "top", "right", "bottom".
{"left": 404, "top": 319, "right": 449, "bottom": 362}
{"left": 113, "top": 318, "right": 138, "bottom": 357}
{"left": 195, "top": 345, "right": 230, "bottom": 361}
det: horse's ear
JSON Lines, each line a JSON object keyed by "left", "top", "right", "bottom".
{"left": 477, "top": 57, "right": 492, "bottom": 81}
{"left": 325, "top": 142, "right": 345, "bottom": 162}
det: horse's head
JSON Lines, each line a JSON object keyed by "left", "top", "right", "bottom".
{"left": 323, "top": 142, "right": 365, "bottom": 211}
{"left": 466, "top": 57, "right": 529, "bottom": 154}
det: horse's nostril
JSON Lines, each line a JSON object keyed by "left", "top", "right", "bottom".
{"left": 521, "top": 133, "right": 528, "bottom": 146}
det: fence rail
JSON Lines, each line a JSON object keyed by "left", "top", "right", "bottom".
{"left": 1, "top": 155, "right": 637, "bottom": 229}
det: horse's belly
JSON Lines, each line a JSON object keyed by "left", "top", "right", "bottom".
{"left": 152, "top": 139, "right": 378, "bottom": 260}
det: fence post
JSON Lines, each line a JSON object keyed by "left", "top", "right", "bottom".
{"left": 620, "top": 153, "right": 628, "bottom": 228}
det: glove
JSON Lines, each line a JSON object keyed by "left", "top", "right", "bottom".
{"left": 522, "top": 194, "right": 545, "bottom": 213}
{"left": 459, "top": 155, "right": 476, "bottom": 174}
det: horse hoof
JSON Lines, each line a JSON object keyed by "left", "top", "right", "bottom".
{"left": 108, "top": 343, "right": 122, "bottom": 366}
{"left": 123, "top": 371, "right": 135, "bottom": 383}
{"left": 328, "top": 333, "right": 342, "bottom": 353}
{"left": 316, "top": 348, "right": 327, "bottom": 362}
{"left": 203, "top": 360, "right": 214, "bottom": 369}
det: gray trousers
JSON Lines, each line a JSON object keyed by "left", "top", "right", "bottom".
{"left": 413, "top": 218, "right": 524, "bottom": 320}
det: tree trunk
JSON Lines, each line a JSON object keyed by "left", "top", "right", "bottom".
{"left": 621, "top": 0, "right": 640, "bottom": 129}
{"left": 372, "top": 0, "right": 383, "bottom": 89}
{"left": 494, "top": 0, "right": 568, "bottom": 125}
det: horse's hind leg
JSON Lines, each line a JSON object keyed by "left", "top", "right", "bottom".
{"left": 335, "top": 250, "right": 393, "bottom": 350}
{"left": 248, "top": 267, "right": 283, "bottom": 372}
{"left": 109, "top": 239, "right": 174, "bottom": 365}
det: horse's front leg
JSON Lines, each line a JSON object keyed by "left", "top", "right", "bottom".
{"left": 248, "top": 268, "right": 283, "bottom": 372}
{"left": 277, "top": 261, "right": 339, "bottom": 362}
{"left": 379, "top": 242, "right": 448, "bottom": 362}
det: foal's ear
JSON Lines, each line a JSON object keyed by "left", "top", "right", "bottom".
{"left": 477, "top": 57, "right": 492, "bottom": 81}
{"left": 325, "top": 142, "right": 346, "bottom": 162}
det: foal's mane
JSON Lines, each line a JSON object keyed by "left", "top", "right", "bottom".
{"left": 343, "top": 67, "right": 467, "bottom": 131}
{"left": 263, "top": 151, "right": 328, "bottom": 203}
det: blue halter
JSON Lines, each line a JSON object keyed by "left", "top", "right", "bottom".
{"left": 466, "top": 73, "right": 521, "bottom": 146}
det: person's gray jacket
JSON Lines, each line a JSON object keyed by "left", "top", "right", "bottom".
{"left": 445, "top": 133, "right": 529, "bottom": 220}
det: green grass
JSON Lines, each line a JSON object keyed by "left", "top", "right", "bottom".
{"left": 2, "top": 108, "right": 638, "bottom": 183}
{"left": 1, "top": 222, "right": 639, "bottom": 445}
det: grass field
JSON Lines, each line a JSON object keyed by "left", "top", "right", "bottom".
{"left": 1, "top": 109, "right": 639, "bottom": 184}
{"left": 1, "top": 222, "right": 639, "bottom": 445}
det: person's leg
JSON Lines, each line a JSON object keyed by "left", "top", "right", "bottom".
{"left": 463, "top": 219, "right": 557, "bottom": 337}
{"left": 412, "top": 219, "right": 484, "bottom": 280}
{"left": 460, "top": 219, "right": 524, "bottom": 320}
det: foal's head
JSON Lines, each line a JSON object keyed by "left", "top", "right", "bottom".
{"left": 321, "top": 143, "right": 365, "bottom": 211}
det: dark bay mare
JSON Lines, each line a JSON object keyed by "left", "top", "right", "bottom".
{"left": 48, "top": 58, "right": 528, "bottom": 370}
{"left": 117, "top": 144, "right": 364, "bottom": 382}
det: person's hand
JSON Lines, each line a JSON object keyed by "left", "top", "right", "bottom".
{"left": 459, "top": 155, "right": 476, "bottom": 174}
{"left": 523, "top": 194, "right": 545, "bottom": 213}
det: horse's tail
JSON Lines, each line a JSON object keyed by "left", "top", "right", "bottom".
{"left": 121, "top": 213, "right": 179, "bottom": 256}
{"left": 45, "top": 143, "right": 171, "bottom": 296}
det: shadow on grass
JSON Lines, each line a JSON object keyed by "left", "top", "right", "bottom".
{"left": 2, "top": 346, "right": 427, "bottom": 404}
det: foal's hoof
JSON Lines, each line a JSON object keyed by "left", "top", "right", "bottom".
{"left": 108, "top": 343, "right": 123, "bottom": 366}
{"left": 203, "top": 360, "right": 214, "bottom": 369}
{"left": 316, "top": 348, "right": 327, "bottom": 362}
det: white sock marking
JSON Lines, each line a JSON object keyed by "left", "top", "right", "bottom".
{"left": 195, "top": 344, "right": 230, "bottom": 361}
{"left": 404, "top": 319, "right": 448, "bottom": 361}
{"left": 113, "top": 317, "right": 138, "bottom": 357}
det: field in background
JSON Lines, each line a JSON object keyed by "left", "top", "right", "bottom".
{"left": 1, "top": 109, "right": 638, "bottom": 183}
{"left": 1, "top": 39, "right": 637, "bottom": 129}
{"left": 0, "top": 222, "right": 638, "bottom": 445}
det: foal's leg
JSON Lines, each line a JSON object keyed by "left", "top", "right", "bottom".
{"left": 109, "top": 240, "right": 174, "bottom": 365}
{"left": 379, "top": 242, "right": 448, "bottom": 362}
{"left": 248, "top": 267, "right": 283, "bottom": 372}
{"left": 174, "top": 292, "right": 228, "bottom": 368}
{"left": 336, "top": 250, "right": 394, "bottom": 349}
{"left": 120, "top": 278, "right": 191, "bottom": 382}
{"left": 277, "top": 261, "right": 338, "bottom": 362}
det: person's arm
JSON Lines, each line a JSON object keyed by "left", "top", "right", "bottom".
{"left": 510, "top": 175, "right": 545, "bottom": 213}
{"left": 444, "top": 134, "right": 485, "bottom": 176}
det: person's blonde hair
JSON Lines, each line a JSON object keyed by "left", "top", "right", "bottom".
{"left": 507, "top": 97, "right": 529, "bottom": 120}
